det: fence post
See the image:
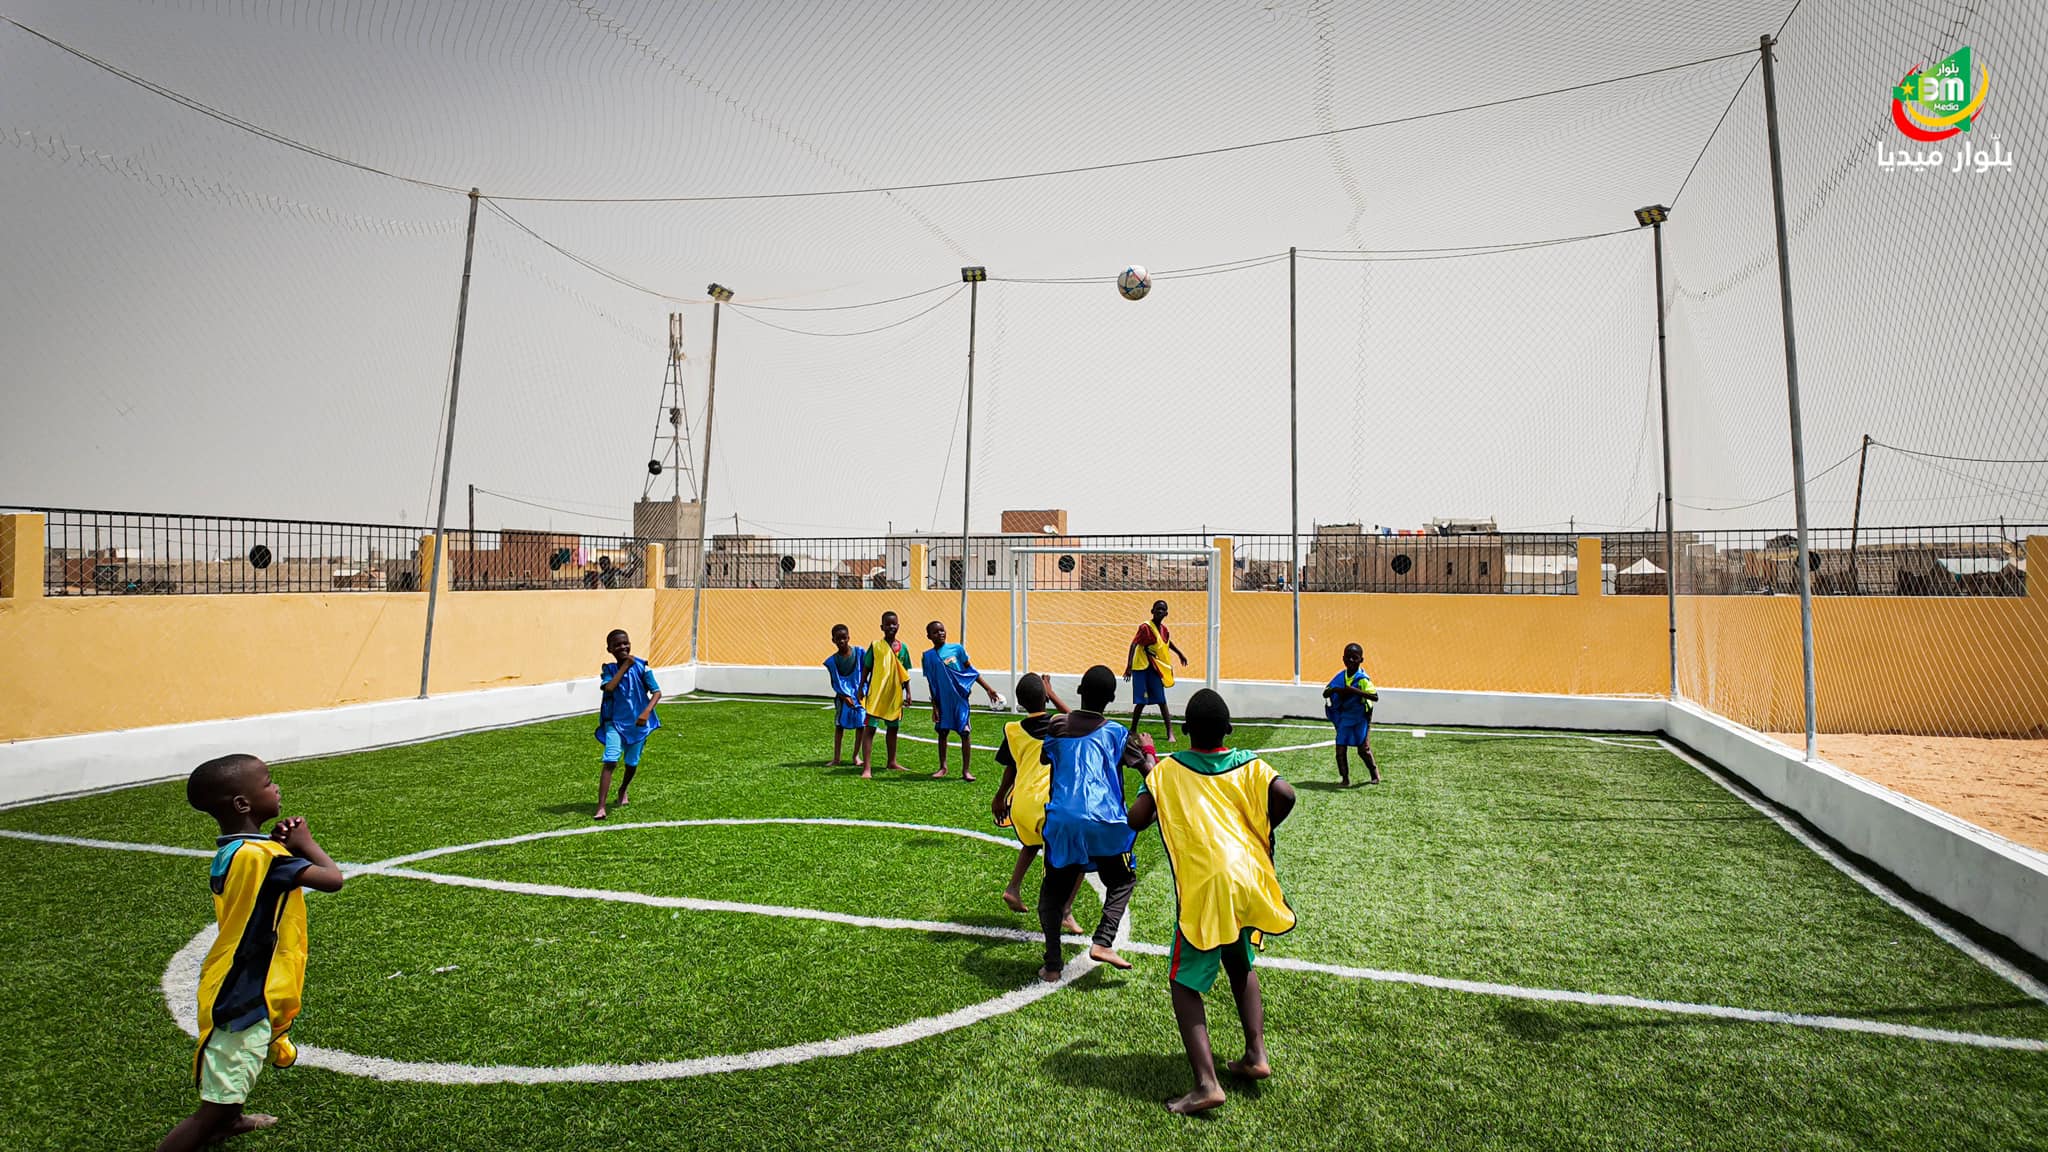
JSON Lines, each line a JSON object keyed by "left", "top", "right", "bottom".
{"left": 1, "top": 513, "right": 45, "bottom": 599}
{"left": 1577, "top": 537, "right": 1603, "bottom": 597}
{"left": 910, "top": 543, "right": 929, "bottom": 592}
{"left": 644, "top": 543, "right": 665, "bottom": 590}
{"left": 1213, "top": 536, "right": 1234, "bottom": 681}
{"left": 2030, "top": 536, "right": 2045, "bottom": 601}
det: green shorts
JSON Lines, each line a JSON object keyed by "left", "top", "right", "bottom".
{"left": 866, "top": 715, "right": 900, "bottom": 733}
{"left": 1168, "top": 927, "right": 1257, "bottom": 994}
{"left": 199, "top": 1019, "right": 273, "bottom": 1105}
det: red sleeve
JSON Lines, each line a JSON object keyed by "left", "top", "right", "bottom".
{"left": 1133, "top": 624, "right": 1155, "bottom": 646}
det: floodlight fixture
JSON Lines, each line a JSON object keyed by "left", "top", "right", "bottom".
{"left": 961, "top": 266, "right": 987, "bottom": 283}
{"left": 1633, "top": 205, "right": 1670, "bottom": 228}
{"left": 707, "top": 283, "right": 734, "bottom": 302}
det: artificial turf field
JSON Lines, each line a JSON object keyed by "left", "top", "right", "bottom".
{"left": 3, "top": 694, "right": 2046, "bottom": 1151}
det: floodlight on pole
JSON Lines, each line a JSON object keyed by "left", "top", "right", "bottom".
{"left": 689, "top": 282, "right": 734, "bottom": 665}
{"left": 1635, "top": 205, "right": 1678, "bottom": 700}
{"left": 958, "top": 268, "right": 986, "bottom": 638}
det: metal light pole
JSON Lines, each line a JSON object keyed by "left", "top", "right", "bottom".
{"left": 418, "top": 188, "right": 481, "bottom": 698}
{"left": 1760, "top": 34, "right": 1819, "bottom": 760}
{"left": 688, "top": 284, "right": 732, "bottom": 665}
{"left": 1848, "top": 433, "right": 1872, "bottom": 594}
{"left": 1288, "top": 245, "right": 1301, "bottom": 683}
{"left": 959, "top": 267, "right": 986, "bottom": 642}
{"left": 1635, "top": 205, "right": 1678, "bottom": 699}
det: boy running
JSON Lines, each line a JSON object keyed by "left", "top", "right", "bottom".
{"left": 156, "top": 754, "right": 345, "bottom": 1152}
{"left": 922, "top": 619, "right": 1004, "bottom": 780}
{"left": 992, "top": 673, "right": 1080, "bottom": 933}
{"left": 595, "top": 629, "right": 662, "bottom": 820}
{"left": 1322, "top": 642, "right": 1381, "bottom": 786}
{"left": 1037, "top": 665, "right": 1156, "bottom": 982}
{"left": 1125, "top": 599, "right": 1189, "bottom": 743}
{"left": 859, "top": 611, "right": 915, "bottom": 778}
{"left": 824, "top": 624, "right": 867, "bottom": 767}
{"left": 1129, "top": 689, "right": 1297, "bottom": 1115}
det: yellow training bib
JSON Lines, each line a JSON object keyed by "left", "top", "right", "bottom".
{"left": 1149, "top": 752, "right": 1294, "bottom": 950}
{"left": 1002, "top": 720, "right": 1051, "bottom": 848}
{"left": 1132, "top": 622, "right": 1175, "bottom": 686}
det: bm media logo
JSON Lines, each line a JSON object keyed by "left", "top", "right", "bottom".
{"left": 1892, "top": 46, "right": 1987, "bottom": 141}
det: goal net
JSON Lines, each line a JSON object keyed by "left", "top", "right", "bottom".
{"left": 1006, "top": 545, "right": 1220, "bottom": 704}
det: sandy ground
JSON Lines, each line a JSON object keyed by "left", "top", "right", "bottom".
{"left": 1770, "top": 732, "right": 2048, "bottom": 854}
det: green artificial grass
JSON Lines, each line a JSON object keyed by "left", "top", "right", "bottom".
{"left": 2, "top": 694, "right": 2045, "bottom": 1150}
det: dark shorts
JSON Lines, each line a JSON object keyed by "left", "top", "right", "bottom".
{"left": 1132, "top": 667, "right": 1167, "bottom": 706}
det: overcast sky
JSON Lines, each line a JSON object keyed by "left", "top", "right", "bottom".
{"left": 3, "top": 0, "right": 2042, "bottom": 539}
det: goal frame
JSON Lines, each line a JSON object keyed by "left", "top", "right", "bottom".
{"left": 1006, "top": 545, "right": 1222, "bottom": 701}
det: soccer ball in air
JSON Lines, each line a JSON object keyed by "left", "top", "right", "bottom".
{"left": 1116, "top": 266, "right": 1151, "bottom": 301}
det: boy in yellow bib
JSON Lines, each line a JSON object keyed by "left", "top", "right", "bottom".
{"left": 991, "top": 673, "right": 1080, "bottom": 933}
{"left": 858, "top": 611, "right": 915, "bottom": 777}
{"left": 157, "top": 754, "right": 345, "bottom": 1152}
{"left": 1129, "top": 689, "right": 1297, "bottom": 1116}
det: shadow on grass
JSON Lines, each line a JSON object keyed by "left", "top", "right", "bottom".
{"left": 1294, "top": 780, "right": 1370, "bottom": 793}
{"left": 537, "top": 802, "right": 601, "bottom": 817}
{"left": 1496, "top": 814, "right": 1754, "bottom": 825}
{"left": 1041, "top": 1038, "right": 1226, "bottom": 1109}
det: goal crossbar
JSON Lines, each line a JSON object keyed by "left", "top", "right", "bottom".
{"left": 1006, "top": 545, "right": 1222, "bottom": 699}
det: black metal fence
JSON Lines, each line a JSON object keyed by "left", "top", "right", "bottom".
{"left": 693, "top": 533, "right": 1220, "bottom": 591}
{"left": 1671, "top": 524, "right": 2038, "bottom": 597}
{"left": 449, "top": 530, "right": 647, "bottom": 590}
{"left": 1233, "top": 531, "right": 1588, "bottom": 594}
{"left": 27, "top": 507, "right": 424, "bottom": 595}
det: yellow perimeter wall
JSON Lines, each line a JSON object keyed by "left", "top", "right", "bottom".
{"left": 3, "top": 520, "right": 2042, "bottom": 740}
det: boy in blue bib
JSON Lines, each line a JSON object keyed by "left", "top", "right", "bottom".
{"left": 595, "top": 628, "right": 662, "bottom": 819}
{"left": 922, "top": 619, "right": 1003, "bottom": 781}
{"left": 1322, "top": 642, "right": 1379, "bottom": 786}
{"left": 1037, "top": 665, "right": 1156, "bottom": 982}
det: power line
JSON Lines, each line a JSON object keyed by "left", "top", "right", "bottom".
{"left": 6, "top": 17, "right": 1753, "bottom": 207}
{"left": 473, "top": 488, "right": 634, "bottom": 524}
{"left": 727, "top": 287, "right": 965, "bottom": 337}
{"left": 1675, "top": 444, "right": 1864, "bottom": 512}
{"left": 1872, "top": 441, "right": 2048, "bottom": 466}
{"left": 1, "top": 16, "right": 467, "bottom": 196}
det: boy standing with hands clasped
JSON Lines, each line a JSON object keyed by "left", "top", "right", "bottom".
{"left": 156, "top": 754, "right": 345, "bottom": 1152}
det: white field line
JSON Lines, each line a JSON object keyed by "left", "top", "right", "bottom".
{"left": 1, "top": 821, "right": 2026, "bottom": 1058}
{"left": 1657, "top": 738, "right": 2048, "bottom": 1007}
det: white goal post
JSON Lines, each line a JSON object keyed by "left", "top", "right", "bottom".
{"left": 1007, "top": 545, "right": 1222, "bottom": 702}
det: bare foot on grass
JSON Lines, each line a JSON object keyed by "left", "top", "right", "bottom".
{"left": 931, "top": 769, "right": 949, "bottom": 779}
{"left": 1165, "top": 1086, "right": 1226, "bottom": 1115}
{"left": 1224, "top": 1057, "right": 1272, "bottom": 1080}
{"left": 230, "top": 1114, "right": 280, "bottom": 1137}
{"left": 1001, "top": 890, "right": 1027, "bottom": 914}
{"left": 1088, "top": 944, "right": 1133, "bottom": 969}
{"left": 888, "top": 762, "right": 909, "bottom": 773}
{"left": 593, "top": 808, "right": 608, "bottom": 821}
{"left": 859, "top": 768, "right": 873, "bottom": 780}
{"left": 1038, "top": 966, "right": 1062, "bottom": 983}
{"left": 1061, "top": 915, "right": 1083, "bottom": 935}
{"left": 961, "top": 771, "right": 976, "bottom": 782}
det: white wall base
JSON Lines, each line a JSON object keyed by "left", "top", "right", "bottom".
{"left": 0, "top": 664, "right": 696, "bottom": 808}
{"left": 1662, "top": 698, "right": 2048, "bottom": 966}
{"left": 692, "top": 665, "right": 1667, "bottom": 733}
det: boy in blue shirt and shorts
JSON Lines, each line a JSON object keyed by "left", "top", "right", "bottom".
{"left": 923, "top": 619, "right": 1003, "bottom": 781}
{"left": 596, "top": 628, "right": 662, "bottom": 819}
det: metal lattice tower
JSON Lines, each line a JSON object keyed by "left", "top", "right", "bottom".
{"left": 642, "top": 312, "right": 698, "bottom": 504}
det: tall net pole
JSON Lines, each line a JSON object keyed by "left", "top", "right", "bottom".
{"left": 1289, "top": 245, "right": 1301, "bottom": 684}
{"left": 960, "top": 276, "right": 979, "bottom": 642}
{"left": 688, "top": 290, "right": 726, "bottom": 665}
{"left": 417, "top": 187, "right": 481, "bottom": 699}
{"left": 1653, "top": 217, "right": 1677, "bottom": 700}
{"left": 1759, "top": 33, "right": 1818, "bottom": 760}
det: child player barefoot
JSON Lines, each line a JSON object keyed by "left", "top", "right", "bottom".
{"left": 1128, "top": 689, "right": 1297, "bottom": 1116}
{"left": 1322, "top": 642, "right": 1381, "bottom": 786}
{"left": 156, "top": 755, "right": 345, "bottom": 1152}
{"left": 595, "top": 628, "right": 662, "bottom": 820}
{"left": 992, "top": 673, "right": 1081, "bottom": 934}
{"left": 1038, "top": 665, "right": 1157, "bottom": 982}
{"left": 922, "top": 619, "right": 1004, "bottom": 781}
{"left": 824, "top": 624, "right": 867, "bottom": 767}
{"left": 859, "top": 611, "right": 915, "bottom": 778}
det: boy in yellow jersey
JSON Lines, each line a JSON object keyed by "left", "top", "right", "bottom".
{"left": 156, "top": 754, "right": 345, "bottom": 1152}
{"left": 1125, "top": 599, "right": 1189, "bottom": 743}
{"left": 858, "top": 610, "right": 915, "bottom": 778}
{"left": 991, "top": 673, "right": 1080, "bottom": 933}
{"left": 1129, "top": 689, "right": 1297, "bottom": 1116}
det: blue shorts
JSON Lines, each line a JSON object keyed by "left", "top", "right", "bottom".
{"left": 933, "top": 695, "right": 972, "bottom": 734}
{"left": 836, "top": 701, "right": 867, "bottom": 730}
{"left": 600, "top": 726, "right": 648, "bottom": 766}
{"left": 1131, "top": 667, "right": 1167, "bottom": 706}
{"left": 1335, "top": 716, "right": 1371, "bottom": 746}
